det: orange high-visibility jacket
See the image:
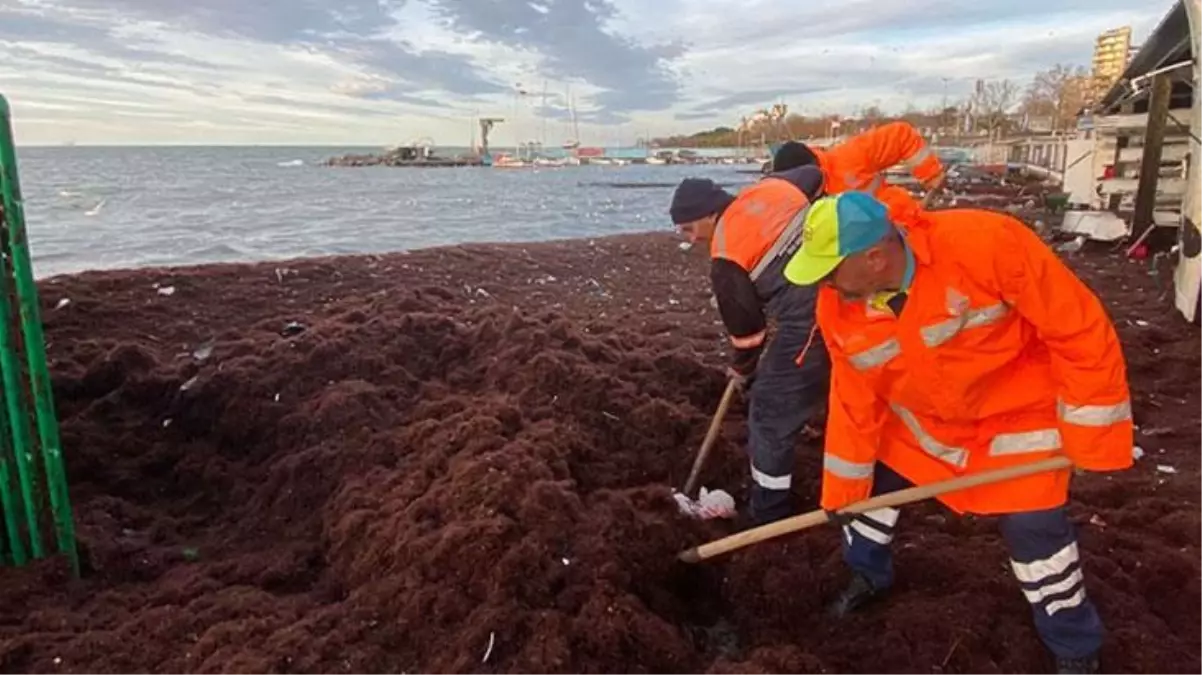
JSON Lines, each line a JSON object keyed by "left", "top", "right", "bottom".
{"left": 814, "top": 122, "right": 944, "bottom": 196}
{"left": 709, "top": 171, "right": 819, "bottom": 361}
{"left": 816, "top": 207, "right": 1133, "bottom": 515}
{"left": 711, "top": 175, "right": 813, "bottom": 273}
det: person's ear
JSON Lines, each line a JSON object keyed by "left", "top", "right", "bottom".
{"left": 864, "top": 246, "right": 888, "bottom": 273}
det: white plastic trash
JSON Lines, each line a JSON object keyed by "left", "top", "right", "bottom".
{"left": 674, "top": 487, "right": 737, "bottom": 520}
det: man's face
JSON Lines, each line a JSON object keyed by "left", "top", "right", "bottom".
{"left": 826, "top": 246, "right": 890, "bottom": 302}
{"left": 677, "top": 214, "right": 718, "bottom": 244}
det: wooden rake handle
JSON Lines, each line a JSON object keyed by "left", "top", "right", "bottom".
{"left": 682, "top": 377, "right": 740, "bottom": 497}
{"left": 920, "top": 173, "right": 946, "bottom": 208}
{"left": 678, "top": 455, "right": 1073, "bottom": 563}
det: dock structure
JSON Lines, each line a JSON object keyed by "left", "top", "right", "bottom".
{"left": 325, "top": 144, "right": 484, "bottom": 168}
{"left": 1090, "top": 0, "right": 1199, "bottom": 323}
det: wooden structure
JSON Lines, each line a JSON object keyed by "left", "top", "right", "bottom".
{"left": 1089, "top": 0, "right": 1199, "bottom": 322}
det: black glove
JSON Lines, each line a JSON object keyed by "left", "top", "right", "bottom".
{"left": 726, "top": 365, "right": 756, "bottom": 392}
{"left": 825, "top": 509, "right": 854, "bottom": 527}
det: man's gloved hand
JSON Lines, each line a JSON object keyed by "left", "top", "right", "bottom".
{"left": 726, "top": 365, "right": 756, "bottom": 392}
{"left": 920, "top": 171, "right": 946, "bottom": 192}
{"left": 825, "top": 509, "right": 854, "bottom": 527}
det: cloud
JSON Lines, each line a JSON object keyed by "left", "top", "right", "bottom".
{"left": 0, "top": 0, "right": 1172, "bottom": 145}
{"left": 422, "top": 0, "right": 685, "bottom": 113}
{"left": 331, "top": 38, "right": 505, "bottom": 96}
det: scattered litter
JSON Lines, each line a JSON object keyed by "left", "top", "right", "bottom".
{"left": 179, "top": 375, "right": 199, "bottom": 392}
{"left": 482, "top": 631, "right": 496, "bottom": 664}
{"left": 1140, "top": 426, "right": 1173, "bottom": 436}
{"left": 274, "top": 392, "right": 280, "bottom": 402}
{"left": 54, "top": 298, "right": 70, "bottom": 310}
{"left": 1089, "top": 514, "right": 1107, "bottom": 528}
{"left": 162, "top": 418, "right": 172, "bottom": 427}
{"left": 561, "top": 557, "right": 570, "bottom": 566}
{"left": 1055, "top": 236, "right": 1087, "bottom": 253}
{"left": 601, "top": 411, "right": 620, "bottom": 422}
{"left": 156, "top": 286, "right": 176, "bottom": 296}
{"left": 192, "top": 341, "right": 214, "bottom": 361}
{"left": 275, "top": 268, "right": 285, "bottom": 283}
{"left": 673, "top": 487, "right": 737, "bottom": 520}
{"left": 1134, "top": 320, "right": 1150, "bottom": 327}
{"left": 1132, "top": 445, "right": 1145, "bottom": 461}
{"left": 1156, "top": 464, "right": 1177, "bottom": 475}
{"left": 678, "top": 242, "right": 693, "bottom": 251}
{"left": 281, "top": 321, "right": 306, "bottom": 337}
{"left": 475, "top": 287, "right": 491, "bottom": 298}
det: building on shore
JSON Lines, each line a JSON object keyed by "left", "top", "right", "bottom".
{"left": 1091, "top": 26, "right": 1136, "bottom": 103}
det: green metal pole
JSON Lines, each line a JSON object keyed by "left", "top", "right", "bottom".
{"left": 0, "top": 399, "right": 28, "bottom": 565}
{"left": 0, "top": 94, "right": 78, "bottom": 576}
{"left": 0, "top": 95, "right": 43, "bottom": 560}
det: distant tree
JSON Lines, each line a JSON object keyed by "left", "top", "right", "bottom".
{"left": 1023, "top": 64, "right": 1090, "bottom": 132}
{"left": 972, "top": 79, "right": 1020, "bottom": 139}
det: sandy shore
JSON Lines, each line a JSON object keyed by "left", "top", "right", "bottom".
{"left": 0, "top": 231, "right": 1196, "bottom": 673}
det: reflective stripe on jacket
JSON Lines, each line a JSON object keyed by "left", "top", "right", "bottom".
{"left": 817, "top": 208, "right": 1133, "bottom": 514}
{"left": 814, "top": 121, "right": 944, "bottom": 198}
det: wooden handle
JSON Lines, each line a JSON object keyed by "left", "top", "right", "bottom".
{"left": 682, "top": 378, "right": 740, "bottom": 497}
{"left": 678, "top": 455, "right": 1073, "bottom": 563}
{"left": 920, "top": 173, "right": 946, "bottom": 208}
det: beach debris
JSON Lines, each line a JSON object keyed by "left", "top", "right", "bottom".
{"left": 281, "top": 321, "right": 306, "bottom": 337}
{"left": 482, "top": 631, "right": 496, "bottom": 664}
{"left": 54, "top": 298, "right": 70, "bottom": 310}
{"left": 1155, "top": 464, "right": 1177, "bottom": 474}
{"left": 673, "top": 487, "right": 737, "bottom": 520}
{"left": 192, "top": 341, "right": 214, "bottom": 362}
{"left": 1132, "top": 445, "right": 1145, "bottom": 461}
{"left": 156, "top": 285, "right": 176, "bottom": 297}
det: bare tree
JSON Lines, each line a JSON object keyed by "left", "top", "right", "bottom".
{"left": 1022, "top": 64, "right": 1090, "bottom": 132}
{"left": 972, "top": 79, "right": 1020, "bottom": 139}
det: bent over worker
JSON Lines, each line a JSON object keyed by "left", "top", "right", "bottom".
{"left": 771, "top": 121, "right": 944, "bottom": 198}
{"left": 783, "top": 192, "right": 1133, "bottom": 674}
{"left": 668, "top": 167, "right": 831, "bottom": 525}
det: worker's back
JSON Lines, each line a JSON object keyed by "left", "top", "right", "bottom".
{"left": 711, "top": 169, "right": 821, "bottom": 321}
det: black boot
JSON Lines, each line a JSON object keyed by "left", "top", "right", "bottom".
{"left": 1056, "top": 654, "right": 1100, "bottom": 674}
{"left": 827, "top": 573, "right": 884, "bottom": 618}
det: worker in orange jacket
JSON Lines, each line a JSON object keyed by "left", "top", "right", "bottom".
{"left": 771, "top": 121, "right": 944, "bottom": 199}
{"left": 668, "top": 166, "right": 830, "bottom": 525}
{"left": 783, "top": 192, "right": 1133, "bottom": 675}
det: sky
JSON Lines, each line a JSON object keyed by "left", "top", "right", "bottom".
{"left": 0, "top": 0, "right": 1172, "bottom": 146}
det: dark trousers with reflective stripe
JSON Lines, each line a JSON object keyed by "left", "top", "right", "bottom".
{"left": 843, "top": 462, "right": 1104, "bottom": 659}
{"left": 746, "top": 317, "right": 830, "bottom": 523}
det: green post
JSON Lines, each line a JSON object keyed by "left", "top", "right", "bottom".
{"left": 0, "top": 93, "right": 80, "bottom": 576}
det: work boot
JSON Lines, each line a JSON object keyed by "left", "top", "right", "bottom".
{"left": 826, "top": 573, "right": 884, "bottom": 618}
{"left": 1055, "top": 654, "right": 1100, "bottom": 674}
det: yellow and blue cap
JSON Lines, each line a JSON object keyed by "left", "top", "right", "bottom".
{"left": 784, "top": 191, "right": 894, "bottom": 285}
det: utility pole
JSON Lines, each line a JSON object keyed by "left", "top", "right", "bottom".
{"left": 941, "top": 77, "right": 950, "bottom": 138}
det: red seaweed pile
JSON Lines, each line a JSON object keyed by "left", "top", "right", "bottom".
{"left": 0, "top": 233, "right": 1194, "bottom": 673}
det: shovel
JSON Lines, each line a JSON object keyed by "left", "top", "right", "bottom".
{"left": 673, "top": 377, "right": 740, "bottom": 520}
{"left": 678, "top": 455, "right": 1073, "bottom": 563}
{"left": 682, "top": 377, "right": 739, "bottom": 497}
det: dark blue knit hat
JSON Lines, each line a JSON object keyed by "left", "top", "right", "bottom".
{"left": 669, "top": 178, "right": 735, "bottom": 225}
{"left": 772, "top": 141, "right": 818, "bottom": 172}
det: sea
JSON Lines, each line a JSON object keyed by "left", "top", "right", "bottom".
{"left": 15, "top": 146, "right": 760, "bottom": 279}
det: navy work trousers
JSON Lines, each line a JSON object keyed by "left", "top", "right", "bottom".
{"left": 745, "top": 315, "right": 830, "bottom": 524}
{"left": 842, "top": 462, "right": 1105, "bottom": 660}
